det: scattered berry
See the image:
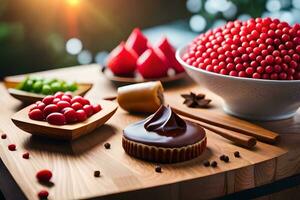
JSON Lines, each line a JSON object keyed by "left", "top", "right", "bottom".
{"left": 1, "top": 134, "right": 7, "bottom": 139}
{"left": 94, "top": 170, "right": 101, "bottom": 177}
{"left": 155, "top": 165, "right": 162, "bottom": 173}
{"left": 36, "top": 170, "right": 52, "bottom": 182}
{"left": 8, "top": 144, "right": 16, "bottom": 151}
{"left": 38, "top": 190, "right": 49, "bottom": 199}
{"left": 22, "top": 152, "right": 30, "bottom": 159}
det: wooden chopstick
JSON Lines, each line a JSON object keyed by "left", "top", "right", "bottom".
{"left": 172, "top": 107, "right": 279, "bottom": 144}
{"left": 182, "top": 116, "right": 256, "bottom": 148}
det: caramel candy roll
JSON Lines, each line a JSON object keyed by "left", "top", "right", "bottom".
{"left": 117, "top": 81, "right": 164, "bottom": 113}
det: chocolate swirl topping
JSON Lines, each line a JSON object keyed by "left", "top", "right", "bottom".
{"left": 144, "top": 105, "right": 186, "bottom": 136}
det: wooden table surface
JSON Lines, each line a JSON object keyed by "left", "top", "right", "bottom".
{"left": 1, "top": 65, "right": 300, "bottom": 200}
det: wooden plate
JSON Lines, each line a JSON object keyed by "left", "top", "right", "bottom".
{"left": 101, "top": 66, "right": 187, "bottom": 83}
{"left": 4, "top": 79, "right": 93, "bottom": 104}
{"left": 11, "top": 100, "right": 118, "bottom": 140}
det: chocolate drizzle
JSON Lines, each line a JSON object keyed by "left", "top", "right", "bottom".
{"left": 123, "top": 106, "right": 206, "bottom": 148}
{"left": 144, "top": 105, "right": 186, "bottom": 136}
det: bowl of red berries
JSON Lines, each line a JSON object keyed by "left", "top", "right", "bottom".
{"left": 176, "top": 17, "right": 300, "bottom": 121}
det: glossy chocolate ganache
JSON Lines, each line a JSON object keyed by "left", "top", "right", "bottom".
{"left": 123, "top": 105, "right": 206, "bottom": 148}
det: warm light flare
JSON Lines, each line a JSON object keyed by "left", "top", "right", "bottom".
{"left": 67, "top": 0, "right": 80, "bottom": 6}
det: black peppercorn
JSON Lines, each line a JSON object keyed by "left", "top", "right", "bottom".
{"left": 104, "top": 142, "right": 111, "bottom": 149}
{"left": 234, "top": 151, "right": 240, "bottom": 158}
{"left": 220, "top": 155, "right": 226, "bottom": 161}
{"left": 94, "top": 170, "right": 101, "bottom": 177}
{"left": 211, "top": 161, "right": 218, "bottom": 168}
{"left": 155, "top": 165, "right": 162, "bottom": 173}
{"left": 224, "top": 156, "right": 229, "bottom": 163}
{"left": 203, "top": 160, "right": 210, "bottom": 167}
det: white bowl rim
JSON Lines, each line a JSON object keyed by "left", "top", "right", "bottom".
{"left": 176, "top": 45, "right": 300, "bottom": 84}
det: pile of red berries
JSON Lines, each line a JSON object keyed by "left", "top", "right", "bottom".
{"left": 28, "top": 92, "right": 102, "bottom": 125}
{"left": 183, "top": 17, "right": 300, "bottom": 80}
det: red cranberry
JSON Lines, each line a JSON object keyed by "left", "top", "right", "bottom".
{"left": 76, "top": 110, "right": 87, "bottom": 122}
{"left": 1, "top": 134, "right": 7, "bottom": 139}
{"left": 64, "top": 109, "right": 78, "bottom": 123}
{"left": 22, "top": 152, "right": 30, "bottom": 159}
{"left": 8, "top": 144, "right": 16, "bottom": 151}
{"left": 83, "top": 105, "right": 94, "bottom": 117}
{"left": 36, "top": 169, "right": 52, "bottom": 182}
{"left": 38, "top": 190, "right": 49, "bottom": 199}
{"left": 43, "top": 104, "right": 59, "bottom": 117}
{"left": 71, "top": 102, "right": 83, "bottom": 110}
{"left": 42, "top": 96, "right": 55, "bottom": 105}
{"left": 29, "top": 109, "right": 44, "bottom": 121}
{"left": 54, "top": 92, "right": 64, "bottom": 99}
{"left": 57, "top": 101, "right": 71, "bottom": 110}
{"left": 46, "top": 112, "right": 66, "bottom": 125}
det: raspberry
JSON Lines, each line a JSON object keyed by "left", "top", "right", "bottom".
{"left": 36, "top": 169, "right": 52, "bottom": 182}
{"left": 183, "top": 18, "right": 300, "bottom": 80}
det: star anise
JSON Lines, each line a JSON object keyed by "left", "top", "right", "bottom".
{"left": 181, "top": 92, "right": 211, "bottom": 108}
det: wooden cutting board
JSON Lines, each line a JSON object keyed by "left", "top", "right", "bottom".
{"left": 0, "top": 65, "right": 289, "bottom": 199}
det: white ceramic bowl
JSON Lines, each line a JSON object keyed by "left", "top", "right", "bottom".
{"left": 176, "top": 46, "right": 300, "bottom": 121}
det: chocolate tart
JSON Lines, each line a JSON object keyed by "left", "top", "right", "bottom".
{"left": 122, "top": 105, "right": 207, "bottom": 163}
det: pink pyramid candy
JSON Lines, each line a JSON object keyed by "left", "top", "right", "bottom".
{"left": 137, "top": 48, "right": 169, "bottom": 78}
{"left": 107, "top": 42, "right": 138, "bottom": 76}
{"left": 126, "top": 28, "right": 148, "bottom": 56}
{"left": 158, "top": 37, "right": 184, "bottom": 73}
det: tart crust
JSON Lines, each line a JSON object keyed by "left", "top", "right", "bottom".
{"left": 122, "top": 135, "right": 207, "bottom": 163}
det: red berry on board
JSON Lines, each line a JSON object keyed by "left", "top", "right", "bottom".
{"left": 83, "top": 105, "right": 93, "bottom": 117}
{"left": 54, "top": 92, "right": 64, "bottom": 99}
{"left": 42, "top": 96, "right": 55, "bottom": 105}
{"left": 64, "top": 108, "right": 77, "bottom": 123}
{"left": 38, "top": 190, "right": 49, "bottom": 199}
{"left": 52, "top": 98, "right": 60, "bottom": 104}
{"left": 22, "top": 152, "right": 30, "bottom": 159}
{"left": 92, "top": 104, "right": 102, "bottom": 114}
{"left": 64, "top": 91, "right": 73, "bottom": 98}
{"left": 61, "top": 95, "right": 71, "bottom": 103}
{"left": 57, "top": 101, "right": 71, "bottom": 110}
{"left": 76, "top": 110, "right": 87, "bottom": 122}
{"left": 43, "top": 104, "right": 59, "bottom": 117}
{"left": 36, "top": 170, "right": 52, "bottom": 182}
{"left": 8, "top": 144, "right": 16, "bottom": 151}
{"left": 29, "top": 109, "right": 44, "bottom": 121}
{"left": 71, "top": 102, "right": 83, "bottom": 110}
{"left": 46, "top": 112, "right": 66, "bottom": 125}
